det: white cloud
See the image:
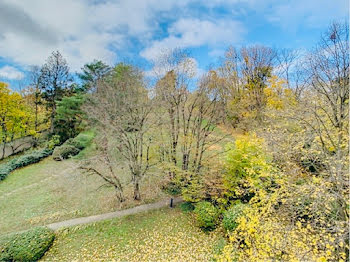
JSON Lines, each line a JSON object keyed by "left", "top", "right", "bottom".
{"left": 0, "top": 0, "right": 347, "bottom": 73}
{"left": 0, "top": 0, "right": 193, "bottom": 71}
{"left": 145, "top": 56, "right": 205, "bottom": 79}
{"left": 0, "top": 66, "right": 24, "bottom": 80}
{"left": 140, "top": 18, "right": 245, "bottom": 61}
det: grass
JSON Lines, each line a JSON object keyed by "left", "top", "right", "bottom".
{"left": 42, "top": 207, "right": 219, "bottom": 261}
{"left": 0, "top": 135, "right": 167, "bottom": 236}
{"left": 0, "top": 157, "right": 114, "bottom": 235}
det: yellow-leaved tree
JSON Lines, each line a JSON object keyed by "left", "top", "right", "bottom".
{"left": 0, "top": 82, "right": 35, "bottom": 158}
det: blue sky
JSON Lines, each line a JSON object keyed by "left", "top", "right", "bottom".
{"left": 0, "top": 0, "right": 348, "bottom": 88}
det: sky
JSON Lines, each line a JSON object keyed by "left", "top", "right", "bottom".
{"left": 0, "top": 0, "right": 348, "bottom": 87}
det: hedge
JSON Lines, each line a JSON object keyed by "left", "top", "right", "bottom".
{"left": 52, "top": 132, "right": 93, "bottom": 161}
{"left": 52, "top": 144, "right": 80, "bottom": 161}
{"left": 0, "top": 227, "right": 55, "bottom": 261}
{"left": 194, "top": 201, "right": 220, "bottom": 231}
{"left": 0, "top": 148, "right": 53, "bottom": 181}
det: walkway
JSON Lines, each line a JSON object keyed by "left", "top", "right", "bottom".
{"left": 47, "top": 197, "right": 182, "bottom": 230}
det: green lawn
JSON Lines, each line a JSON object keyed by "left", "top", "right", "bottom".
{"left": 0, "top": 147, "right": 166, "bottom": 235}
{"left": 42, "top": 207, "right": 219, "bottom": 261}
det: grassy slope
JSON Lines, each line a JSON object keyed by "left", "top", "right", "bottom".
{"left": 0, "top": 134, "right": 166, "bottom": 235}
{"left": 0, "top": 157, "right": 116, "bottom": 235}
{"left": 42, "top": 207, "right": 219, "bottom": 262}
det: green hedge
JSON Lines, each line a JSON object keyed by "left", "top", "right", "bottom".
{"left": 52, "top": 144, "right": 80, "bottom": 161}
{"left": 194, "top": 201, "right": 220, "bottom": 231}
{"left": 0, "top": 227, "right": 55, "bottom": 261}
{"left": 52, "top": 132, "right": 93, "bottom": 161}
{"left": 0, "top": 148, "right": 53, "bottom": 181}
{"left": 64, "top": 138, "right": 85, "bottom": 150}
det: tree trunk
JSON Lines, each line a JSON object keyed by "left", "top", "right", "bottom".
{"left": 50, "top": 102, "right": 56, "bottom": 134}
{"left": 115, "top": 187, "right": 125, "bottom": 203}
{"left": 133, "top": 179, "right": 141, "bottom": 200}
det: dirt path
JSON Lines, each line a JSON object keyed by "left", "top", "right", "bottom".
{"left": 47, "top": 197, "right": 183, "bottom": 230}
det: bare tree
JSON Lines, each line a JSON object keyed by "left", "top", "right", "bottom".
{"left": 154, "top": 49, "right": 224, "bottom": 175}
{"left": 275, "top": 48, "right": 309, "bottom": 99}
{"left": 154, "top": 49, "right": 195, "bottom": 170}
{"left": 84, "top": 63, "right": 153, "bottom": 200}
{"left": 240, "top": 45, "right": 276, "bottom": 118}
{"left": 39, "top": 51, "right": 72, "bottom": 133}
{"left": 80, "top": 131, "right": 125, "bottom": 202}
{"left": 288, "top": 22, "right": 349, "bottom": 223}
{"left": 215, "top": 47, "right": 242, "bottom": 124}
{"left": 276, "top": 48, "right": 300, "bottom": 88}
{"left": 308, "top": 21, "right": 349, "bottom": 218}
{"left": 27, "top": 66, "right": 43, "bottom": 134}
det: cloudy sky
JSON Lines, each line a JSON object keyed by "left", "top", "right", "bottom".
{"left": 0, "top": 0, "right": 348, "bottom": 84}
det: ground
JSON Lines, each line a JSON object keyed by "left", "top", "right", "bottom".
{"left": 0, "top": 146, "right": 166, "bottom": 235}
{"left": 41, "top": 207, "right": 220, "bottom": 262}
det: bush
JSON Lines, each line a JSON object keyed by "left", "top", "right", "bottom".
{"left": 46, "top": 135, "right": 61, "bottom": 150}
{"left": 0, "top": 227, "right": 55, "bottom": 261}
{"left": 194, "top": 201, "right": 219, "bottom": 231}
{"left": 52, "top": 144, "right": 80, "bottom": 161}
{"left": 222, "top": 203, "right": 246, "bottom": 232}
{"left": 14, "top": 149, "right": 52, "bottom": 168}
{"left": 64, "top": 138, "right": 85, "bottom": 150}
{"left": 179, "top": 202, "right": 195, "bottom": 213}
{"left": 52, "top": 131, "right": 94, "bottom": 161}
{"left": 223, "top": 135, "right": 274, "bottom": 201}
{"left": 0, "top": 148, "right": 53, "bottom": 181}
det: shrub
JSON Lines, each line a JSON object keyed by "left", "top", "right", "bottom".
{"left": 194, "top": 201, "right": 219, "bottom": 231}
{"left": 52, "top": 131, "right": 94, "bottom": 161}
{"left": 52, "top": 144, "right": 80, "bottom": 161}
{"left": 46, "top": 135, "right": 61, "bottom": 150}
{"left": 162, "top": 181, "right": 182, "bottom": 196}
{"left": 179, "top": 202, "right": 195, "bottom": 213}
{"left": 223, "top": 135, "right": 275, "bottom": 201}
{"left": 0, "top": 148, "right": 53, "bottom": 181}
{"left": 222, "top": 203, "right": 246, "bottom": 232}
{"left": 0, "top": 227, "right": 55, "bottom": 261}
{"left": 0, "top": 165, "right": 14, "bottom": 181}
{"left": 14, "top": 149, "right": 52, "bottom": 168}
{"left": 64, "top": 138, "right": 85, "bottom": 150}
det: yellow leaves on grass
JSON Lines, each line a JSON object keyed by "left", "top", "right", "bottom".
{"left": 42, "top": 209, "right": 219, "bottom": 261}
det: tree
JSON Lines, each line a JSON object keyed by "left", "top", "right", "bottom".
{"left": 80, "top": 132, "right": 126, "bottom": 203}
{"left": 153, "top": 49, "right": 225, "bottom": 202}
{"left": 27, "top": 66, "right": 43, "bottom": 133}
{"left": 240, "top": 45, "right": 275, "bottom": 120}
{"left": 55, "top": 94, "right": 85, "bottom": 141}
{"left": 39, "top": 51, "right": 72, "bottom": 133}
{"left": 0, "top": 82, "right": 33, "bottom": 158}
{"left": 78, "top": 60, "right": 110, "bottom": 92}
{"left": 84, "top": 63, "right": 153, "bottom": 200}
{"left": 302, "top": 21, "right": 349, "bottom": 220}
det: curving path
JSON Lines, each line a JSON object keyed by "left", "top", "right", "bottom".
{"left": 47, "top": 197, "right": 183, "bottom": 230}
